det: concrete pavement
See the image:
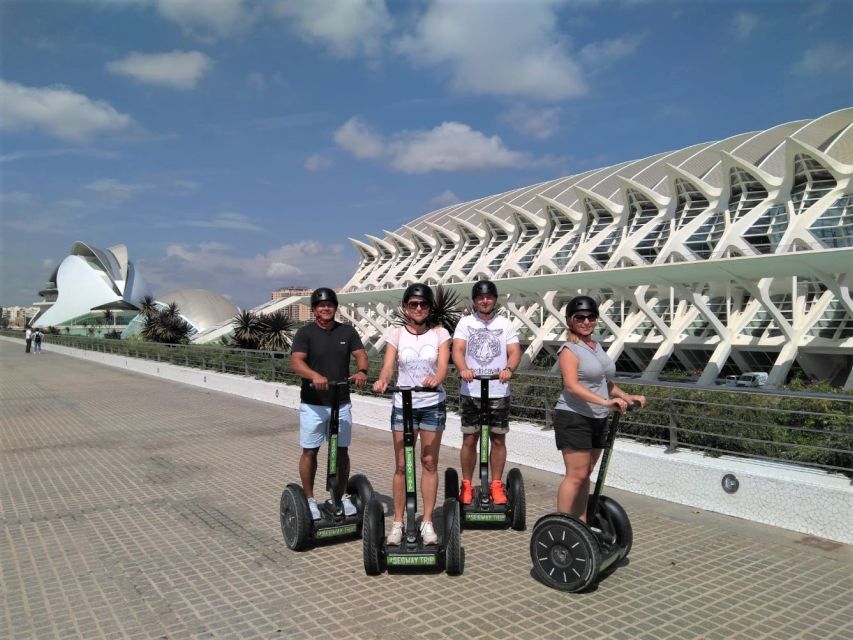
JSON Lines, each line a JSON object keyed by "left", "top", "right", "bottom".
{"left": 1, "top": 340, "right": 851, "bottom": 639}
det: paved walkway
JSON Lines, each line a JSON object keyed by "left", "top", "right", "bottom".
{"left": 1, "top": 340, "right": 851, "bottom": 639}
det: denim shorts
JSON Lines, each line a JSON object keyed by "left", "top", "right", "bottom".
{"left": 300, "top": 403, "right": 352, "bottom": 449}
{"left": 390, "top": 401, "right": 446, "bottom": 432}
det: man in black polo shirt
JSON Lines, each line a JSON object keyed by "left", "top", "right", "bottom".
{"left": 290, "top": 287, "right": 369, "bottom": 519}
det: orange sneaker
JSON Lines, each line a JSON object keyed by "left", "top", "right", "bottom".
{"left": 459, "top": 480, "right": 473, "bottom": 505}
{"left": 490, "top": 480, "right": 508, "bottom": 505}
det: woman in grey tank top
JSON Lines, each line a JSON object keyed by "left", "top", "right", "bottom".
{"left": 553, "top": 296, "right": 645, "bottom": 520}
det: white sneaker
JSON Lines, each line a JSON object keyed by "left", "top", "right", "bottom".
{"left": 420, "top": 520, "right": 438, "bottom": 545}
{"left": 307, "top": 497, "right": 321, "bottom": 520}
{"left": 387, "top": 521, "right": 404, "bottom": 545}
{"left": 341, "top": 494, "right": 357, "bottom": 517}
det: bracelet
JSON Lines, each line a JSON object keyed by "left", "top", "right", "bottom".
{"left": 357, "top": 368, "right": 369, "bottom": 375}
{"left": 503, "top": 366, "right": 515, "bottom": 373}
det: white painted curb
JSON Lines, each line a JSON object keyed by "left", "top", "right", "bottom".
{"left": 12, "top": 338, "right": 852, "bottom": 545}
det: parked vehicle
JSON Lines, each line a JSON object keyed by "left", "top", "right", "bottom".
{"left": 736, "top": 372, "right": 768, "bottom": 387}
{"left": 725, "top": 375, "right": 738, "bottom": 387}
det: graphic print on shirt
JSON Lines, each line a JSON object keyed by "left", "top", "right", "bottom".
{"left": 468, "top": 328, "right": 502, "bottom": 367}
{"left": 399, "top": 342, "right": 438, "bottom": 385}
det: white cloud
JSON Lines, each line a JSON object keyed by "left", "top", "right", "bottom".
{"left": 794, "top": 43, "right": 853, "bottom": 75}
{"left": 270, "top": 0, "right": 392, "bottom": 58}
{"left": 107, "top": 50, "right": 213, "bottom": 89}
{"left": 153, "top": 240, "right": 354, "bottom": 295}
{"left": 0, "top": 191, "right": 34, "bottom": 205}
{"left": 155, "top": 0, "right": 254, "bottom": 37}
{"left": 334, "top": 117, "right": 386, "bottom": 159}
{"left": 186, "top": 211, "right": 262, "bottom": 232}
{"left": 334, "top": 117, "right": 530, "bottom": 173}
{"left": 578, "top": 35, "right": 644, "bottom": 71}
{"left": 83, "top": 178, "right": 146, "bottom": 204}
{"left": 396, "top": 0, "right": 586, "bottom": 100}
{"left": 389, "top": 122, "right": 528, "bottom": 174}
{"left": 0, "top": 80, "right": 133, "bottom": 142}
{"left": 247, "top": 71, "right": 265, "bottom": 91}
{"left": 430, "top": 190, "right": 460, "bottom": 207}
{"left": 304, "top": 153, "right": 333, "bottom": 171}
{"left": 731, "top": 11, "right": 759, "bottom": 39}
{"left": 501, "top": 105, "right": 561, "bottom": 140}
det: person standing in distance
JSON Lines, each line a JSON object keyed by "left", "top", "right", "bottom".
{"left": 452, "top": 280, "right": 521, "bottom": 505}
{"left": 290, "top": 287, "right": 369, "bottom": 520}
{"left": 554, "top": 295, "right": 645, "bottom": 520}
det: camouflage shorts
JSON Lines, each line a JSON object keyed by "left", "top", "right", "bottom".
{"left": 459, "top": 395, "right": 510, "bottom": 434}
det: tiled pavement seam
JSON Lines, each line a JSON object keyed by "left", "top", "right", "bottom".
{"left": 1, "top": 341, "right": 851, "bottom": 639}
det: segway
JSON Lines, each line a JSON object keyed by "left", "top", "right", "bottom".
{"left": 280, "top": 380, "right": 373, "bottom": 551}
{"left": 444, "top": 375, "right": 525, "bottom": 530}
{"left": 530, "top": 402, "right": 640, "bottom": 592}
{"left": 362, "top": 386, "right": 464, "bottom": 576}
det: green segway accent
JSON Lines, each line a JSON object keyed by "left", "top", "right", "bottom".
{"left": 480, "top": 423, "right": 489, "bottom": 464}
{"left": 405, "top": 447, "right": 415, "bottom": 493}
{"left": 386, "top": 554, "right": 438, "bottom": 567}
{"left": 465, "top": 512, "right": 508, "bottom": 523}
{"left": 329, "top": 434, "right": 338, "bottom": 471}
{"left": 314, "top": 523, "right": 358, "bottom": 539}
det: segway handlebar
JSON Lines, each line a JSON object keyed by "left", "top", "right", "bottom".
{"left": 309, "top": 380, "right": 353, "bottom": 388}
{"left": 384, "top": 385, "right": 437, "bottom": 393}
{"left": 472, "top": 374, "right": 501, "bottom": 381}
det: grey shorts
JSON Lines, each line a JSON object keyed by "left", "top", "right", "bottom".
{"left": 460, "top": 395, "right": 510, "bottom": 435}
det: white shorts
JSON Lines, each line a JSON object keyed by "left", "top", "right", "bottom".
{"left": 299, "top": 403, "right": 353, "bottom": 449}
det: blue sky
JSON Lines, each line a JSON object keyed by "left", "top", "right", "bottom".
{"left": 1, "top": 0, "right": 851, "bottom": 309}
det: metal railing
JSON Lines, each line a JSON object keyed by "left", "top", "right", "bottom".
{"left": 11, "top": 332, "right": 853, "bottom": 478}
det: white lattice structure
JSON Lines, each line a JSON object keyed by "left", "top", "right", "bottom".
{"left": 337, "top": 109, "right": 853, "bottom": 388}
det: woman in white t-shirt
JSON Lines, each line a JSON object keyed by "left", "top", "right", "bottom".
{"left": 373, "top": 283, "right": 451, "bottom": 546}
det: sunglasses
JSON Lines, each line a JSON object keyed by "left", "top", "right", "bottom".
{"left": 406, "top": 300, "right": 430, "bottom": 309}
{"left": 571, "top": 314, "right": 597, "bottom": 323}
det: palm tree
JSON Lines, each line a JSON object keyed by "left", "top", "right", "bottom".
{"left": 141, "top": 301, "right": 191, "bottom": 344}
{"left": 259, "top": 310, "right": 294, "bottom": 353}
{"left": 102, "top": 309, "right": 114, "bottom": 326}
{"left": 138, "top": 294, "right": 158, "bottom": 318}
{"left": 231, "top": 309, "right": 262, "bottom": 349}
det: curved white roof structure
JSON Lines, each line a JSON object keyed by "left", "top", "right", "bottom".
{"left": 122, "top": 288, "right": 238, "bottom": 339}
{"left": 34, "top": 242, "right": 151, "bottom": 328}
{"left": 338, "top": 109, "right": 853, "bottom": 389}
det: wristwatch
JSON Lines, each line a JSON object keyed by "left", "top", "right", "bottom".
{"left": 503, "top": 366, "right": 515, "bottom": 373}
{"left": 357, "top": 368, "right": 369, "bottom": 375}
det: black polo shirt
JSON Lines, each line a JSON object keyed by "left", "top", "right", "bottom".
{"left": 291, "top": 321, "right": 365, "bottom": 406}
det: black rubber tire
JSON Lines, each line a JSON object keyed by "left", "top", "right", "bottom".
{"left": 362, "top": 498, "right": 385, "bottom": 576}
{"left": 443, "top": 498, "right": 464, "bottom": 576}
{"left": 589, "top": 495, "right": 633, "bottom": 561}
{"left": 506, "top": 467, "right": 526, "bottom": 531}
{"left": 347, "top": 474, "right": 374, "bottom": 514}
{"left": 530, "top": 513, "right": 600, "bottom": 592}
{"left": 280, "top": 484, "right": 312, "bottom": 551}
{"left": 444, "top": 467, "right": 459, "bottom": 501}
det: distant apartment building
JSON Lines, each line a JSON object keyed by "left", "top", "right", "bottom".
{"left": 271, "top": 287, "right": 313, "bottom": 321}
{"left": 2, "top": 306, "right": 39, "bottom": 328}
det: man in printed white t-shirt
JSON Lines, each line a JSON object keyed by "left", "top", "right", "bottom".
{"left": 452, "top": 280, "right": 521, "bottom": 505}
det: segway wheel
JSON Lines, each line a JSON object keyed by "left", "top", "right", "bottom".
{"left": 362, "top": 498, "right": 385, "bottom": 576}
{"left": 589, "top": 495, "right": 633, "bottom": 562}
{"left": 530, "top": 513, "right": 600, "bottom": 592}
{"left": 443, "top": 498, "right": 464, "bottom": 576}
{"left": 506, "top": 467, "right": 526, "bottom": 531}
{"left": 444, "top": 467, "right": 459, "bottom": 501}
{"left": 347, "top": 474, "right": 374, "bottom": 514}
{"left": 280, "top": 484, "right": 312, "bottom": 551}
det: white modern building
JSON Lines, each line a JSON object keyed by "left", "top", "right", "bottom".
{"left": 33, "top": 242, "right": 151, "bottom": 329}
{"left": 335, "top": 109, "right": 853, "bottom": 388}
{"left": 123, "top": 288, "right": 238, "bottom": 339}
